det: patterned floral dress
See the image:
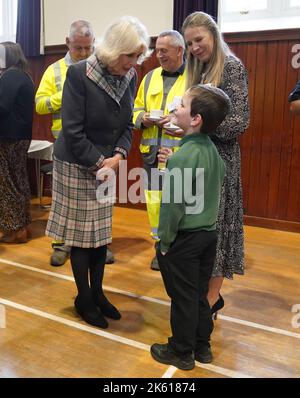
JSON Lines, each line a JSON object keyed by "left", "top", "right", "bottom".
{"left": 209, "top": 55, "right": 250, "bottom": 279}
{"left": 0, "top": 68, "right": 34, "bottom": 235}
{"left": 0, "top": 140, "right": 31, "bottom": 233}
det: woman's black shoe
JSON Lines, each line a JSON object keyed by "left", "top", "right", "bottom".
{"left": 93, "top": 293, "right": 121, "bottom": 320}
{"left": 74, "top": 296, "right": 108, "bottom": 328}
{"left": 211, "top": 294, "right": 224, "bottom": 320}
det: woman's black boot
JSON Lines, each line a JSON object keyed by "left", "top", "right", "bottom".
{"left": 75, "top": 296, "right": 108, "bottom": 328}
{"left": 92, "top": 292, "right": 121, "bottom": 320}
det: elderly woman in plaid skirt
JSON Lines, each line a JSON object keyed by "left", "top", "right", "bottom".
{"left": 46, "top": 17, "right": 149, "bottom": 328}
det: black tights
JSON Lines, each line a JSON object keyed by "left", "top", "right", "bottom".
{"left": 70, "top": 246, "right": 107, "bottom": 302}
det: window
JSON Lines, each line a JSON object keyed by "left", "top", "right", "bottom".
{"left": 219, "top": 0, "right": 300, "bottom": 32}
{"left": 0, "top": 0, "right": 18, "bottom": 42}
{"left": 224, "top": 0, "right": 268, "bottom": 13}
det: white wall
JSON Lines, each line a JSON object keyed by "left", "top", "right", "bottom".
{"left": 43, "top": 0, "right": 174, "bottom": 45}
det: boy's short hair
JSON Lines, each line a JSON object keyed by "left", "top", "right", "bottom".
{"left": 188, "top": 84, "right": 231, "bottom": 134}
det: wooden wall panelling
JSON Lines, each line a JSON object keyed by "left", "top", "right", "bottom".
{"left": 29, "top": 56, "right": 54, "bottom": 141}
{"left": 257, "top": 41, "right": 278, "bottom": 218}
{"left": 232, "top": 42, "right": 252, "bottom": 216}
{"left": 287, "top": 115, "right": 300, "bottom": 221}
{"left": 246, "top": 42, "right": 266, "bottom": 217}
{"left": 276, "top": 41, "right": 296, "bottom": 222}
{"left": 228, "top": 33, "right": 300, "bottom": 230}
{"left": 266, "top": 41, "right": 287, "bottom": 220}
{"left": 285, "top": 40, "right": 300, "bottom": 222}
{"left": 239, "top": 42, "right": 257, "bottom": 215}
{"left": 27, "top": 56, "right": 57, "bottom": 196}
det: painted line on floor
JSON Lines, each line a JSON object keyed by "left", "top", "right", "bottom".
{"left": 0, "top": 297, "right": 149, "bottom": 350}
{"left": 195, "top": 362, "right": 252, "bottom": 378}
{"left": 1, "top": 258, "right": 299, "bottom": 340}
{"left": 162, "top": 366, "right": 177, "bottom": 378}
{"left": 219, "top": 314, "right": 300, "bottom": 339}
{"left": 0, "top": 259, "right": 169, "bottom": 306}
{"left": 0, "top": 297, "right": 252, "bottom": 379}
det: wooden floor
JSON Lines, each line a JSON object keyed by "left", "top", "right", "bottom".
{"left": 0, "top": 201, "right": 299, "bottom": 378}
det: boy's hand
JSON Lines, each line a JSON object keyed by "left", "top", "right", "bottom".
{"left": 157, "top": 147, "right": 173, "bottom": 164}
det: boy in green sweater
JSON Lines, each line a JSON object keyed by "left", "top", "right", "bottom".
{"left": 150, "top": 84, "right": 230, "bottom": 371}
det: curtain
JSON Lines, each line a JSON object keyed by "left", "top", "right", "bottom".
{"left": 173, "top": 0, "right": 218, "bottom": 32}
{"left": 16, "top": 0, "right": 41, "bottom": 57}
{"left": 0, "top": 0, "right": 18, "bottom": 42}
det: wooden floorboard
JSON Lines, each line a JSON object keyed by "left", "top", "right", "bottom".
{"left": 0, "top": 201, "right": 299, "bottom": 378}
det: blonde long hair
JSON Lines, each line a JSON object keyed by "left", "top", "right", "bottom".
{"left": 182, "top": 12, "right": 233, "bottom": 88}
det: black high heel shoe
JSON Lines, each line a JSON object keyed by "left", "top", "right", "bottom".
{"left": 211, "top": 294, "right": 224, "bottom": 320}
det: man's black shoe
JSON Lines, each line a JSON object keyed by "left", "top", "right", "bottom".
{"left": 195, "top": 345, "right": 213, "bottom": 363}
{"left": 150, "top": 343, "right": 195, "bottom": 370}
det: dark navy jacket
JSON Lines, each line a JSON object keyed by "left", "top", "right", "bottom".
{"left": 54, "top": 60, "right": 136, "bottom": 169}
{"left": 0, "top": 68, "right": 34, "bottom": 141}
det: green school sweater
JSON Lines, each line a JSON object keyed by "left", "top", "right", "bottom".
{"left": 158, "top": 133, "right": 225, "bottom": 253}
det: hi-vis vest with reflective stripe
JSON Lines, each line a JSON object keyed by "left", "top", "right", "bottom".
{"left": 35, "top": 58, "right": 68, "bottom": 139}
{"left": 133, "top": 66, "right": 187, "bottom": 154}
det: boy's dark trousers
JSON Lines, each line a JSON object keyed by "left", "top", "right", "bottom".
{"left": 157, "top": 230, "right": 217, "bottom": 356}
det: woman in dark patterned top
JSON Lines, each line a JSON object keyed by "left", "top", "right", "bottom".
{"left": 0, "top": 42, "right": 34, "bottom": 244}
{"left": 46, "top": 17, "right": 149, "bottom": 329}
{"left": 182, "top": 12, "right": 250, "bottom": 314}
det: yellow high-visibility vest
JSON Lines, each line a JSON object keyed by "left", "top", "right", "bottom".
{"left": 133, "top": 66, "right": 187, "bottom": 154}
{"left": 35, "top": 58, "right": 68, "bottom": 139}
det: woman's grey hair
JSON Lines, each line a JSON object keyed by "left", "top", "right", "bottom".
{"left": 158, "top": 30, "right": 185, "bottom": 50}
{"left": 96, "top": 16, "right": 149, "bottom": 66}
{"left": 68, "top": 20, "right": 94, "bottom": 39}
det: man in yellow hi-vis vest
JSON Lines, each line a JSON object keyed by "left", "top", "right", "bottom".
{"left": 133, "top": 30, "right": 186, "bottom": 270}
{"left": 36, "top": 21, "right": 114, "bottom": 267}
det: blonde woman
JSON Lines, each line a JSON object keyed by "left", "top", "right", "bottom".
{"left": 182, "top": 12, "right": 250, "bottom": 314}
{"left": 46, "top": 16, "right": 149, "bottom": 328}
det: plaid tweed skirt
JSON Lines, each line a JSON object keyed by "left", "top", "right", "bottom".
{"left": 46, "top": 157, "right": 113, "bottom": 248}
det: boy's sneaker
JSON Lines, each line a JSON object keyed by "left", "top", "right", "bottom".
{"left": 194, "top": 345, "right": 213, "bottom": 363}
{"left": 150, "top": 343, "right": 195, "bottom": 370}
